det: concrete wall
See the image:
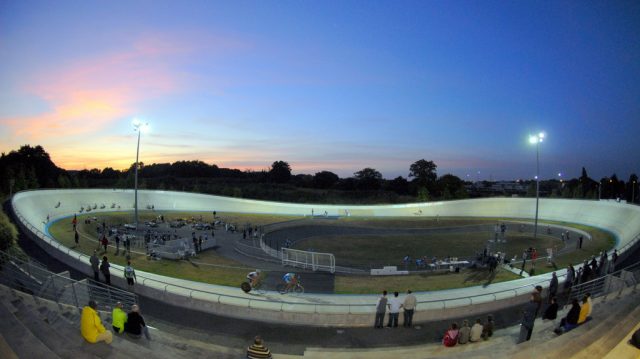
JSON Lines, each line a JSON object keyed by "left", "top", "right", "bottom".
{"left": 10, "top": 189, "right": 640, "bottom": 327}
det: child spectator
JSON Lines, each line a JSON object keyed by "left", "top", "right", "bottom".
{"left": 458, "top": 320, "right": 470, "bottom": 344}
{"left": 442, "top": 322, "right": 459, "bottom": 347}
{"left": 470, "top": 318, "right": 483, "bottom": 342}
{"left": 482, "top": 315, "right": 494, "bottom": 340}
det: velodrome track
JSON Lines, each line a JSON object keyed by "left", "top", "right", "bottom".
{"left": 10, "top": 189, "right": 640, "bottom": 326}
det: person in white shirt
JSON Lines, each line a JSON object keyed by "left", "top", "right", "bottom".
{"left": 470, "top": 318, "right": 484, "bottom": 342}
{"left": 403, "top": 289, "right": 417, "bottom": 327}
{"left": 387, "top": 291, "right": 403, "bottom": 328}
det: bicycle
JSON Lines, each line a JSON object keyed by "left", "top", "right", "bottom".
{"left": 276, "top": 276, "right": 304, "bottom": 295}
{"left": 241, "top": 279, "right": 265, "bottom": 294}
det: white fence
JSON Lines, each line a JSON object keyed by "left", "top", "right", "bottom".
{"left": 282, "top": 248, "right": 336, "bottom": 273}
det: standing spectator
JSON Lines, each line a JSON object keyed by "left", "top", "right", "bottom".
{"left": 124, "top": 261, "right": 137, "bottom": 289}
{"left": 482, "top": 315, "right": 494, "bottom": 340}
{"left": 533, "top": 285, "right": 543, "bottom": 316}
{"left": 81, "top": 300, "right": 112, "bottom": 344}
{"left": 100, "top": 256, "right": 111, "bottom": 285}
{"left": 403, "top": 289, "right": 417, "bottom": 328}
{"left": 442, "top": 323, "right": 459, "bottom": 347}
{"left": 115, "top": 235, "right": 120, "bottom": 253}
{"left": 124, "top": 236, "right": 131, "bottom": 255}
{"left": 610, "top": 249, "right": 618, "bottom": 272}
{"left": 578, "top": 235, "right": 583, "bottom": 249}
{"left": 198, "top": 235, "right": 203, "bottom": 252}
{"left": 124, "top": 304, "right": 151, "bottom": 340}
{"left": 101, "top": 235, "right": 108, "bottom": 253}
{"left": 518, "top": 294, "right": 538, "bottom": 343}
{"left": 374, "top": 290, "right": 388, "bottom": 328}
{"left": 90, "top": 251, "right": 100, "bottom": 282}
{"left": 387, "top": 291, "right": 402, "bottom": 328}
{"left": 470, "top": 318, "right": 483, "bottom": 342}
{"left": 74, "top": 230, "right": 80, "bottom": 246}
{"left": 247, "top": 335, "right": 272, "bottom": 359}
{"left": 565, "top": 264, "right": 575, "bottom": 292}
{"left": 111, "top": 302, "right": 127, "bottom": 334}
{"left": 458, "top": 320, "right": 471, "bottom": 344}
{"left": 548, "top": 272, "right": 558, "bottom": 301}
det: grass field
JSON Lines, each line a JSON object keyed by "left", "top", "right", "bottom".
{"left": 47, "top": 212, "right": 615, "bottom": 294}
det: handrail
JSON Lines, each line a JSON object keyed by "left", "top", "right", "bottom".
{"left": 10, "top": 197, "right": 640, "bottom": 314}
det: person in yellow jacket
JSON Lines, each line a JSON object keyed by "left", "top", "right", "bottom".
{"left": 111, "top": 302, "right": 127, "bottom": 334}
{"left": 578, "top": 295, "right": 591, "bottom": 324}
{"left": 81, "top": 300, "right": 113, "bottom": 344}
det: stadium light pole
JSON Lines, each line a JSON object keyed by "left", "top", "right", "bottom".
{"left": 133, "top": 119, "right": 149, "bottom": 229}
{"left": 529, "top": 132, "right": 545, "bottom": 239}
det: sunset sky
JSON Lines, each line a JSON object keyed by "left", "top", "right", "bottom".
{"left": 1, "top": 1, "right": 638, "bottom": 180}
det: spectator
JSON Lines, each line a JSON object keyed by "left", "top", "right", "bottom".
{"left": 458, "top": 320, "right": 471, "bottom": 344}
{"left": 442, "top": 322, "right": 459, "bottom": 347}
{"left": 585, "top": 293, "right": 593, "bottom": 317}
{"left": 533, "top": 285, "right": 543, "bottom": 316}
{"left": 90, "top": 251, "right": 100, "bottom": 282}
{"left": 124, "top": 304, "right": 151, "bottom": 340}
{"left": 543, "top": 296, "right": 559, "bottom": 322}
{"left": 470, "top": 318, "right": 483, "bottom": 342}
{"left": 111, "top": 302, "right": 127, "bottom": 334}
{"left": 101, "top": 235, "right": 108, "bottom": 253}
{"left": 74, "top": 230, "right": 79, "bottom": 246}
{"left": 115, "top": 235, "right": 120, "bottom": 252}
{"left": 387, "top": 291, "right": 402, "bottom": 328}
{"left": 565, "top": 264, "right": 575, "bottom": 292}
{"left": 482, "top": 315, "right": 494, "bottom": 340}
{"left": 403, "top": 289, "right": 417, "bottom": 328}
{"left": 374, "top": 290, "right": 388, "bottom": 329}
{"left": 578, "top": 295, "right": 591, "bottom": 324}
{"left": 548, "top": 272, "right": 558, "bottom": 301}
{"left": 100, "top": 256, "right": 111, "bottom": 285}
{"left": 247, "top": 335, "right": 272, "bottom": 359}
{"left": 124, "top": 261, "right": 137, "bottom": 289}
{"left": 555, "top": 298, "right": 581, "bottom": 334}
{"left": 518, "top": 294, "right": 538, "bottom": 343}
{"left": 80, "top": 300, "right": 112, "bottom": 344}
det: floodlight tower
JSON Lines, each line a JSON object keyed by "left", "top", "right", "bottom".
{"left": 133, "top": 119, "right": 149, "bottom": 229}
{"left": 529, "top": 132, "right": 545, "bottom": 239}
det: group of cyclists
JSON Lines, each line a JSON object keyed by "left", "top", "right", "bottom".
{"left": 244, "top": 269, "right": 300, "bottom": 294}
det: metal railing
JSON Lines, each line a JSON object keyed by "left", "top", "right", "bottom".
{"left": 10, "top": 201, "right": 640, "bottom": 315}
{"left": 0, "top": 250, "right": 137, "bottom": 311}
{"left": 567, "top": 260, "right": 640, "bottom": 302}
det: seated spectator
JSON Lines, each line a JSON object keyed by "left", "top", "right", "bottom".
{"left": 124, "top": 304, "right": 151, "bottom": 340}
{"left": 585, "top": 292, "right": 593, "bottom": 317}
{"left": 111, "top": 302, "right": 127, "bottom": 334}
{"left": 442, "top": 322, "right": 459, "bottom": 347}
{"left": 81, "top": 300, "right": 112, "bottom": 344}
{"left": 458, "top": 320, "right": 470, "bottom": 344}
{"left": 470, "top": 318, "right": 483, "bottom": 342}
{"left": 555, "top": 298, "right": 581, "bottom": 334}
{"left": 247, "top": 335, "right": 272, "bottom": 359}
{"left": 482, "top": 315, "right": 494, "bottom": 340}
{"left": 543, "top": 296, "right": 559, "bottom": 322}
{"left": 578, "top": 295, "right": 591, "bottom": 324}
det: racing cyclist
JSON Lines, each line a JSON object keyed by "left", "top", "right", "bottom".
{"left": 246, "top": 269, "right": 262, "bottom": 289}
{"left": 282, "top": 272, "right": 298, "bottom": 293}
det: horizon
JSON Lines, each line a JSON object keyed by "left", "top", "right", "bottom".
{"left": 1, "top": 1, "right": 639, "bottom": 181}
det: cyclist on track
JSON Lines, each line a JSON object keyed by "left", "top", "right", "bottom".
{"left": 246, "top": 269, "right": 262, "bottom": 288}
{"left": 282, "top": 272, "right": 298, "bottom": 293}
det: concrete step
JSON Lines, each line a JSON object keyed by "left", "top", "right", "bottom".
{"left": 510, "top": 290, "right": 640, "bottom": 358}
{"left": 0, "top": 300, "right": 62, "bottom": 359}
{"left": 0, "top": 333, "right": 19, "bottom": 359}
{"left": 602, "top": 319, "right": 640, "bottom": 359}
{"left": 12, "top": 298, "right": 99, "bottom": 359}
{"left": 572, "top": 301, "right": 640, "bottom": 358}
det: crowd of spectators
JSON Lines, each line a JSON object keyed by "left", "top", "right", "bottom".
{"left": 442, "top": 315, "right": 494, "bottom": 347}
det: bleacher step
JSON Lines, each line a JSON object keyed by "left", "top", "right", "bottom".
{"left": 0, "top": 300, "right": 62, "bottom": 359}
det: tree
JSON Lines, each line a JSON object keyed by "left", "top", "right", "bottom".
{"left": 386, "top": 176, "right": 409, "bottom": 195}
{"left": 0, "top": 210, "right": 17, "bottom": 251}
{"left": 354, "top": 168, "right": 382, "bottom": 190}
{"left": 409, "top": 159, "right": 437, "bottom": 195}
{"left": 436, "top": 174, "right": 466, "bottom": 199}
{"left": 269, "top": 161, "right": 291, "bottom": 183}
{"left": 313, "top": 171, "right": 339, "bottom": 189}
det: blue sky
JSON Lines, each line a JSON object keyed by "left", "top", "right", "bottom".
{"left": 1, "top": 1, "right": 638, "bottom": 180}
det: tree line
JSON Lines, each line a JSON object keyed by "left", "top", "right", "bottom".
{"left": 0, "top": 145, "right": 638, "bottom": 205}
